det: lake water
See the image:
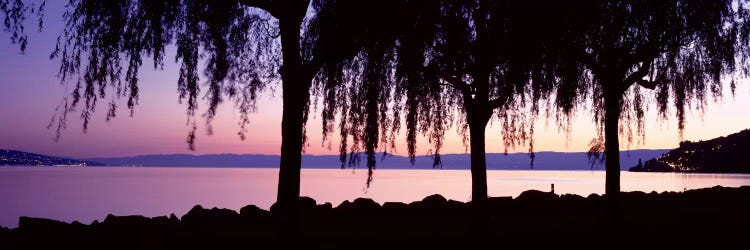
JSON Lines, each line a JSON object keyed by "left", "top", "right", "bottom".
{"left": 1, "top": 166, "right": 750, "bottom": 228}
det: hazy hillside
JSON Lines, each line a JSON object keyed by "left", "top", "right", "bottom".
{"left": 0, "top": 149, "right": 105, "bottom": 166}
{"left": 631, "top": 129, "right": 750, "bottom": 173}
{"left": 87, "top": 149, "right": 667, "bottom": 170}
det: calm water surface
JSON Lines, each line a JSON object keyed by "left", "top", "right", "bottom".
{"left": 1, "top": 166, "right": 749, "bottom": 227}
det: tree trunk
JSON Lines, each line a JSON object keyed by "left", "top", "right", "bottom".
{"left": 604, "top": 92, "right": 622, "bottom": 197}
{"left": 276, "top": 9, "right": 309, "bottom": 208}
{"left": 468, "top": 110, "right": 490, "bottom": 202}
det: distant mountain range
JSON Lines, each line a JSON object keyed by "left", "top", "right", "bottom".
{"left": 0, "top": 149, "right": 105, "bottom": 166}
{"left": 82, "top": 150, "right": 668, "bottom": 171}
{"left": 0, "top": 148, "right": 668, "bottom": 170}
{"left": 7, "top": 127, "right": 749, "bottom": 172}
{"left": 631, "top": 129, "right": 750, "bottom": 173}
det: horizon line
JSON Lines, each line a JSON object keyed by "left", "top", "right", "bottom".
{"left": 79, "top": 148, "right": 671, "bottom": 159}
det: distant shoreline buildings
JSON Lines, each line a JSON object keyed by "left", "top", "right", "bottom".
{"left": 0, "top": 149, "right": 104, "bottom": 166}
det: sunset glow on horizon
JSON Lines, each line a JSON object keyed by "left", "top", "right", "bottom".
{"left": 2, "top": 1, "right": 750, "bottom": 159}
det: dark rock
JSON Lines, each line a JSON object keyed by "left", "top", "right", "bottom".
{"left": 103, "top": 214, "right": 116, "bottom": 223}
{"left": 269, "top": 196, "right": 318, "bottom": 214}
{"left": 169, "top": 213, "right": 180, "bottom": 223}
{"left": 337, "top": 198, "right": 380, "bottom": 211}
{"left": 240, "top": 204, "right": 264, "bottom": 217}
{"left": 151, "top": 215, "right": 171, "bottom": 225}
{"left": 407, "top": 200, "right": 423, "bottom": 207}
{"left": 69, "top": 221, "right": 87, "bottom": 231}
{"left": 382, "top": 201, "right": 408, "bottom": 210}
{"left": 421, "top": 194, "right": 448, "bottom": 208}
{"left": 16, "top": 217, "right": 76, "bottom": 249}
{"left": 336, "top": 200, "right": 352, "bottom": 210}
{"left": 621, "top": 191, "right": 649, "bottom": 201}
{"left": 18, "top": 216, "right": 69, "bottom": 230}
{"left": 317, "top": 202, "right": 333, "bottom": 211}
{"left": 446, "top": 199, "right": 466, "bottom": 209}
{"left": 6, "top": 186, "right": 750, "bottom": 249}
{"left": 587, "top": 193, "right": 602, "bottom": 200}
{"left": 486, "top": 196, "right": 512, "bottom": 207}
{"left": 0, "top": 225, "right": 9, "bottom": 238}
{"left": 184, "top": 205, "right": 205, "bottom": 215}
{"left": 298, "top": 196, "right": 317, "bottom": 210}
{"left": 352, "top": 198, "right": 380, "bottom": 210}
{"left": 559, "top": 194, "right": 585, "bottom": 201}
{"left": 181, "top": 205, "right": 240, "bottom": 226}
{"left": 516, "top": 190, "right": 559, "bottom": 202}
{"left": 102, "top": 214, "right": 151, "bottom": 226}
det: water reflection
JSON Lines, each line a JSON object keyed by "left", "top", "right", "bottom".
{"left": 1, "top": 167, "right": 749, "bottom": 228}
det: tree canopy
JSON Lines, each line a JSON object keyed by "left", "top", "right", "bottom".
{"left": 313, "top": 0, "right": 576, "bottom": 193}
{"left": 553, "top": 0, "right": 750, "bottom": 194}
{"left": 42, "top": 0, "right": 285, "bottom": 147}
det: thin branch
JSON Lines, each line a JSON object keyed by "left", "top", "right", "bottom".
{"left": 635, "top": 79, "right": 657, "bottom": 90}
{"left": 623, "top": 60, "right": 653, "bottom": 92}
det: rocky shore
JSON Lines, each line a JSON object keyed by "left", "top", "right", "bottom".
{"left": 2, "top": 186, "right": 749, "bottom": 249}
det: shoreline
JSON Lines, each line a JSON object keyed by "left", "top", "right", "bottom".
{"left": 2, "top": 185, "right": 749, "bottom": 249}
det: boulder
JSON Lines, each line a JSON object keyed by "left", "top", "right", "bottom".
{"left": 270, "top": 196, "right": 318, "bottom": 214}
{"left": 559, "top": 194, "right": 585, "bottom": 201}
{"left": 298, "top": 196, "right": 318, "bottom": 210}
{"left": 150, "top": 215, "right": 175, "bottom": 225}
{"left": 18, "top": 216, "right": 69, "bottom": 231}
{"left": 336, "top": 200, "right": 352, "bottom": 210}
{"left": 181, "top": 205, "right": 240, "bottom": 226}
{"left": 169, "top": 213, "right": 180, "bottom": 223}
{"left": 516, "top": 190, "right": 559, "bottom": 202}
{"left": 421, "top": 194, "right": 448, "bottom": 208}
{"left": 317, "top": 202, "right": 333, "bottom": 211}
{"left": 102, "top": 214, "right": 151, "bottom": 226}
{"left": 621, "top": 191, "right": 649, "bottom": 202}
{"left": 240, "top": 204, "right": 265, "bottom": 217}
{"left": 382, "top": 201, "right": 408, "bottom": 210}
{"left": 587, "top": 193, "right": 602, "bottom": 200}
{"left": 337, "top": 198, "right": 380, "bottom": 211}
{"left": 485, "top": 196, "right": 512, "bottom": 208}
{"left": 351, "top": 198, "right": 381, "bottom": 210}
{"left": 446, "top": 199, "right": 466, "bottom": 209}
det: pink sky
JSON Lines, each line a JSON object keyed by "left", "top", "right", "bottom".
{"left": 1, "top": 1, "right": 750, "bottom": 158}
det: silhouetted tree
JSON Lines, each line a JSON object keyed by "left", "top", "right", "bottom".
{"left": 556, "top": 0, "right": 750, "bottom": 196}
{"left": 3, "top": 0, "right": 361, "bottom": 208}
{"left": 309, "top": 0, "right": 415, "bottom": 187}
{"left": 315, "top": 0, "right": 568, "bottom": 201}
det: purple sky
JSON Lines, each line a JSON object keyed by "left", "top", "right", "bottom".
{"left": 1, "top": 1, "right": 750, "bottom": 158}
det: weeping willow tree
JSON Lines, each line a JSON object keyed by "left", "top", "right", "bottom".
{"left": 555, "top": 0, "right": 750, "bottom": 196}
{"left": 2, "top": 0, "right": 371, "bottom": 208}
{"left": 312, "top": 0, "right": 571, "bottom": 201}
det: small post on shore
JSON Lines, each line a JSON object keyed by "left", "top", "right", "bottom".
{"left": 551, "top": 183, "right": 555, "bottom": 194}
